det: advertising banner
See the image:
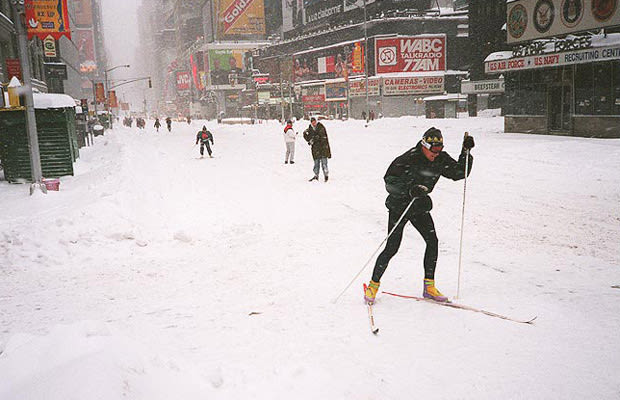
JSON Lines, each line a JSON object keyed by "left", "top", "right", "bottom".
{"left": 207, "top": 49, "right": 246, "bottom": 85}
{"left": 6, "top": 58, "right": 22, "bottom": 81}
{"left": 282, "top": 0, "right": 304, "bottom": 32}
{"left": 219, "top": 0, "right": 266, "bottom": 36}
{"left": 95, "top": 82, "right": 105, "bottom": 103}
{"left": 382, "top": 76, "right": 444, "bottom": 96}
{"left": 176, "top": 71, "right": 191, "bottom": 91}
{"left": 74, "top": 0, "right": 93, "bottom": 26}
{"left": 25, "top": 0, "right": 72, "bottom": 40}
{"left": 325, "top": 81, "right": 347, "bottom": 101}
{"left": 304, "top": 0, "right": 342, "bottom": 25}
{"left": 507, "top": 0, "right": 620, "bottom": 44}
{"left": 349, "top": 78, "right": 380, "bottom": 97}
{"left": 76, "top": 29, "right": 97, "bottom": 73}
{"left": 294, "top": 40, "right": 365, "bottom": 83}
{"left": 44, "top": 62, "right": 67, "bottom": 80}
{"left": 108, "top": 90, "right": 118, "bottom": 108}
{"left": 376, "top": 35, "right": 446, "bottom": 74}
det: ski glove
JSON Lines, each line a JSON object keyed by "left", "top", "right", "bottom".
{"left": 409, "top": 184, "right": 428, "bottom": 198}
{"left": 462, "top": 135, "right": 475, "bottom": 150}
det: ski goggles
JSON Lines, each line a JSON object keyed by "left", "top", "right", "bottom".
{"left": 421, "top": 140, "right": 444, "bottom": 154}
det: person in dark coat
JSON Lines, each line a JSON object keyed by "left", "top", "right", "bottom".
{"left": 303, "top": 117, "right": 331, "bottom": 182}
{"left": 364, "top": 127, "right": 475, "bottom": 304}
{"left": 166, "top": 117, "right": 172, "bottom": 132}
{"left": 195, "top": 125, "right": 214, "bottom": 158}
{"left": 154, "top": 118, "right": 161, "bottom": 132}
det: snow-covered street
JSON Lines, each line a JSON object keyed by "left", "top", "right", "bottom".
{"left": 1, "top": 117, "right": 619, "bottom": 399}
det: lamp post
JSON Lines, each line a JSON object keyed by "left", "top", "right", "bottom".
{"left": 104, "top": 64, "right": 130, "bottom": 129}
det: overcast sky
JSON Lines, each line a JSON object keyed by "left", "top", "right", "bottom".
{"left": 100, "top": 0, "right": 143, "bottom": 103}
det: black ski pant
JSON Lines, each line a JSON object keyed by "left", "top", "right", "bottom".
{"left": 200, "top": 141, "right": 212, "bottom": 156}
{"left": 371, "top": 209, "right": 438, "bottom": 282}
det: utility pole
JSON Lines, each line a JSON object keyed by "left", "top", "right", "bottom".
{"left": 363, "top": 0, "right": 370, "bottom": 125}
{"left": 10, "top": 1, "right": 46, "bottom": 194}
{"left": 344, "top": 45, "right": 351, "bottom": 120}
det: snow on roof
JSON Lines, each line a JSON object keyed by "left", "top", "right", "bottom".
{"left": 8, "top": 76, "right": 21, "bottom": 88}
{"left": 33, "top": 92, "right": 76, "bottom": 109}
{"left": 424, "top": 93, "right": 467, "bottom": 101}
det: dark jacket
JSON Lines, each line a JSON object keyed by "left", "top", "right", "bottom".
{"left": 303, "top": 122, "right": 331, "bottom": 160}
{"left": 196, "top": 130, "right": 214, "bottom": 144}
{"left": 384, "top": 141, "right": 473, "bottom": 214}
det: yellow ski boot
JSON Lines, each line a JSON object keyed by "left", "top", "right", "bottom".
{"left": 364, "top": 280, "right": 381, "bottom": 304}
{"left": 423, "top": 279, "right": 448, "bottom": 302}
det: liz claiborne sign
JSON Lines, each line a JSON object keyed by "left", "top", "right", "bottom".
{"left": 485, "top": 44, "right": 620, "bottom": 73}
{"left": 461, "top": 79, "right": 505, "bottom": 94}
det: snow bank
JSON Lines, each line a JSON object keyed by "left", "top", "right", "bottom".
{"left": 0, "top": 321, "right": 213, "bottom": 400}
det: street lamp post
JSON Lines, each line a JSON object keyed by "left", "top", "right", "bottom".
{"left": 104, "top": 64, "right": 130, "bottom": 129}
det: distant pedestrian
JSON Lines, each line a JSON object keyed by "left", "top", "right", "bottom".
{"left": 362, "top": 111, "right": 367, "bottom": 121}
{"left": 166, "top": 117, "right": 172, "bottom": 132}
{"left": 303, "top": 117, "right": 331, "bottom": 182}
{"left": 195, "top": 125, "right": 214, "bottom": 158}
{"left": 154, "top": 118, "right": 161, "bottom": 132}
{"left": 283, "top": 119, "right": 297, "bottom": 164}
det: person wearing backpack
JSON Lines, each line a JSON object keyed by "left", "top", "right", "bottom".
{"left": 195, "top": 126, "right": 214, "bottom": 158}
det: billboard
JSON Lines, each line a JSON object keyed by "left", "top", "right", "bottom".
{"left": 349, "top": 78, "right": 380, "bottom": 97}
{"left": 507, "top": 0, "right": 620, "bottom": 44}
{"left": 294, "top": 41, "right": 365, "bottom": 83}
{"left": 382, "top": 76, "right": 444, "bottom": 96}
{"left": 207, "top": 49, "right": 247, "bottom": 85}
{"left": 375, "top": 35, "right": 447, "bottom": 74}
{"left": 282, "top": 0, "right": 304, "bottom": 32}
{"left": 219, "top": 0, "right": 266, "bottom": 36}
{"left": 176, "top": 71, "right": 191, "bottom": 91}
{"left": 75, "top": 29, "right": 97, "bottom": 73}
{"left": 25, "top": 0, "right": 72, "bottom": 40}
{"left": 74, "top": 0, "right": 93, "bottom": 26}
{"left": 325, "top": 81, "right": 347, "bottom": 101}
{"left": 95, "top": 82, "right": 105, "bottom": 103}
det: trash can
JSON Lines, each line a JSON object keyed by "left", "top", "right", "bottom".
{"left": 93, "top": 124, "right": 104, "bottom": 136}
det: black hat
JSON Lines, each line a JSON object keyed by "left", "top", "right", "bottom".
{"left": 422, "top": 127, "right": 443, "bottom": 147}
{"left": 310, "top": 116, "right": 317, "bottom": 122}
{"left": 286, "top": 120, "right": 293, "bottom": 124}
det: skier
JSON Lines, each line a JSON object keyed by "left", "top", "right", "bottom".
{"left": 166, "top": 117, "right": 172, "bottom": 132}
{"left": 283, "top": 119, "right": 297, "bottom": 164}
{"left": 303, "top": 117, "right": 331, "bottom": 182}
{"left": 195, "top": 125, "right": 214, "bottom": 158}
{"left": 364, "top": 127, "right": 475, "bottom": 304}
{"left": 154, "top": 118, "right": 161, "bottom": 132}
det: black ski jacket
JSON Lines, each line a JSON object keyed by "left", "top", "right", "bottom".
{"left": 384, "top": 141, "right": 473, "bottom": 213}
{"left": 196, "top": 130, "right": 214, "bottom": 144}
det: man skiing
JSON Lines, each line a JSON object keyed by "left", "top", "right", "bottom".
{"left": 364, "top": 127, "right": 475, "bottom": 304}
{"left": 283, "top": 120, "right": 297, "bottom": 164}
{"left": 195, "top": 125, "right": 214, "bottom": 158}
{"left": 303, "top": 117, "right": 331, "bottom": 182}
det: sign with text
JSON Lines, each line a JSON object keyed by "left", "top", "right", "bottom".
{"left": 507, "top": 0, "right": 620, "bottom": 44}
{"left": 325, "top": 81, "right": 347, "bottom": 101}
{"left": 349, "top": 78, "right": 380, "bottom": 97}
{"left": 375, "top": 35, "right": 446, "bottom": 74}
{"left": 95, "top": 82, "right": 105, "bottom": 103}
{"left": 108, "top": 90, "right": 118, "bottom": 108}
{"left": 219, "top": 0, "right": 265, "bottom": 36}
{"left": 5, "top": 58, "right": 22, "bottom": 81}
{"left": 461, "top": 79, "right": 505, "bottom": 94}
{"left": 44, "top": 35, "right": 57, "bottom": 57}
{"left": 25, "top": 0, "right": 72, "bottom": 40}
{"left": 485, "top": 44, "right": 620, "bottom": 73}
{"left": 176, "top": 71, "right": 191, "bottom": 91}
{"left": 44, "top": 63, "right": 67, "bottom": 80}
{"left": 382, "top": 75, "right": 444, "bottom": 96}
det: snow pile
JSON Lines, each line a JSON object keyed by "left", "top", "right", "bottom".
{"left": 0, "top": 321, "right": 213, "bottom": 400}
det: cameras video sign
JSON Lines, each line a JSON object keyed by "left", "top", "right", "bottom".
{"left": 507, "top": 0, "right": 620, "bottom": 44}
{"left": 375, "top": 35, "right": 447, "bottom": 74}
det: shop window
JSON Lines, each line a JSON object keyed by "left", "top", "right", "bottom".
{"left": 593, "top": 63, "right": 612, "bottom": 115}
{"left": 575, "top": 64, "right": 593, "bottom": 115}
{"left": 613, "top": 61, "right": 620, "bottom": 116}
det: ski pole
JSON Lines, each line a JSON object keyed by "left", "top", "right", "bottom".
{"left": 456, "top": 132, "right": 470, "bottom": 300}
{"left": 333, "top": 196, "right": 417, "bottom": 304}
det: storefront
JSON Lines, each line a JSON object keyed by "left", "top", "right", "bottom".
{"left": 485, "top": 35, "right": 620, "bottom": 137}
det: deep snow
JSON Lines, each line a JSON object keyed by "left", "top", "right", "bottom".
{"left": 1, "top": 116, "right": 619, "bottom": 399}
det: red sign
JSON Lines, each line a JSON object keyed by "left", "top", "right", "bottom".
{"left": 176, "top": 71, "right": 190, "bottom": 90}
{"left": 375, "top": 35, "right": 446, "bottom": 74}
{"left": 25, "top": 0, "right": 72, "bottom": 40}
{"left": 5, "top": 58, "right": 22, "bottom": 81}
{"left": 108, "top": 90, "right": 118, "bottom": 108}
{"left": 95, "top": 82, "right": 105, "bottom": 103}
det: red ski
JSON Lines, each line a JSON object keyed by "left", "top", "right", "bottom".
{"left": 382, "top": 291, "right": 537, "bottom": 325}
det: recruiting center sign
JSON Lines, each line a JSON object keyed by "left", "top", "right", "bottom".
{"left": 375, "top": 35, "right": 447, "bottom": 74}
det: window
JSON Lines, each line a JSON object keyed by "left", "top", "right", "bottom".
{"left": 574, "top": 64, "right": 593, "bottom": 115}
{"left": 593, "top": 63, "right": 612, "bottom": 115}
{"left": 613, "top": 61, "right": 620, "bottom": 116}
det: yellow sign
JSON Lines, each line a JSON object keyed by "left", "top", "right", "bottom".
{"left": 219, "top": 0, "right": 265, "bottom": 37}
{"left": 25, "top": 0, "right": 72, "bottom": 41}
